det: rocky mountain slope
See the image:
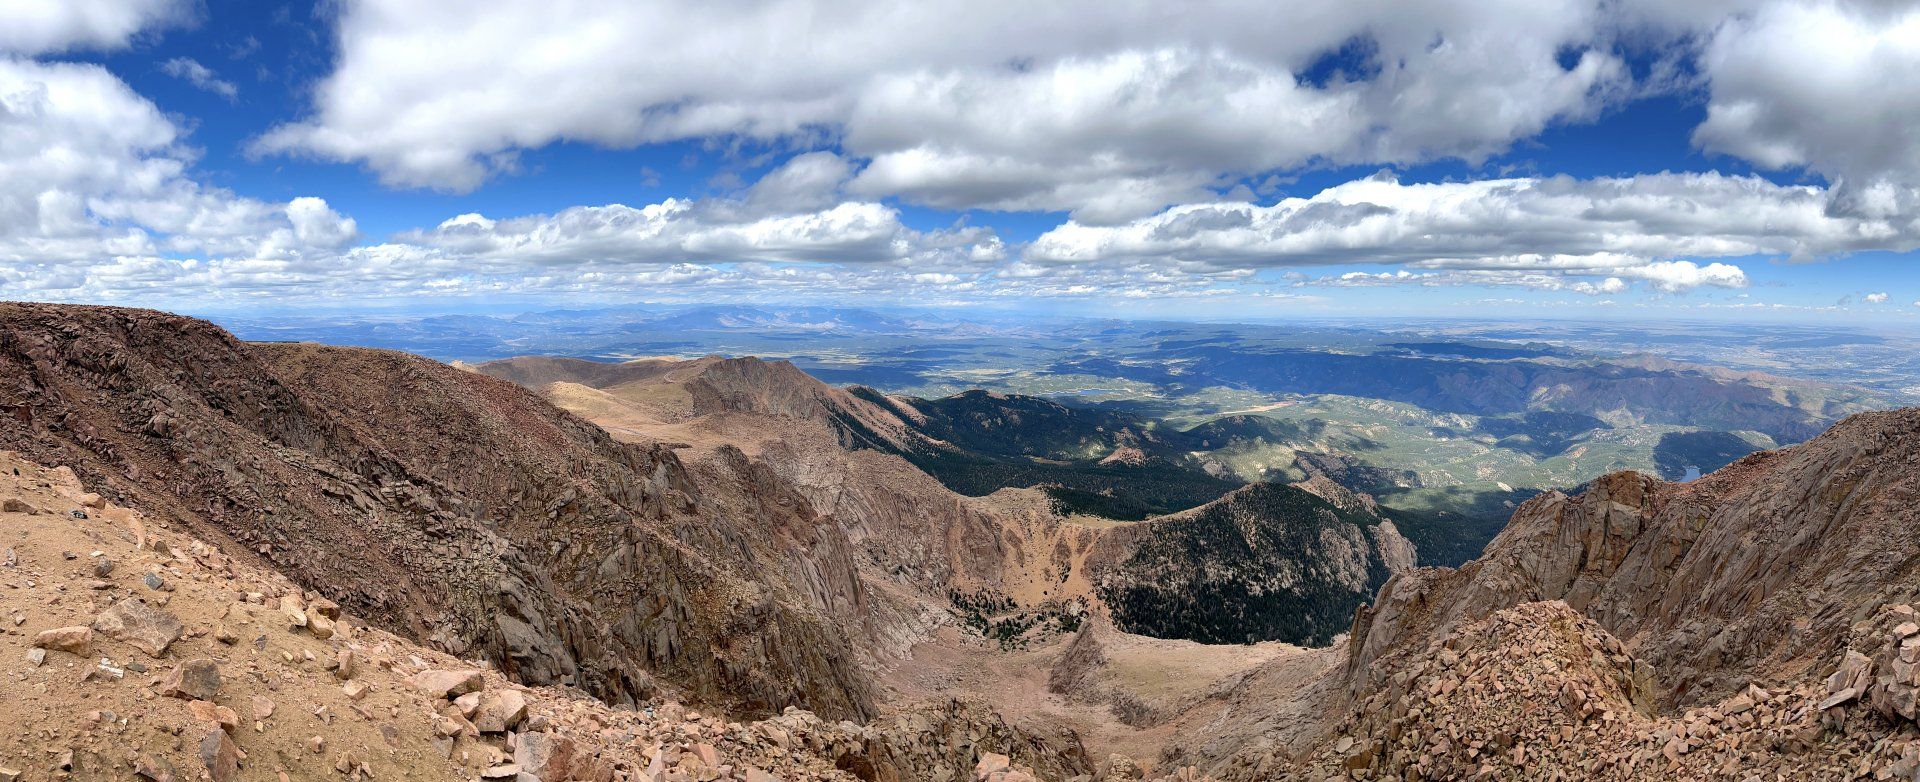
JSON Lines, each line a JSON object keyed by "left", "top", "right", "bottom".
{"left": 16, "top": 303, "right": 1920, "bottom": 781}
{"left": 475, "top": 353, "right": 1421, "bottom": 650}
{"left": 0, "top": 303, "right": 880, "bottom": 721}
{"left": 1087, "top": 482, "right": 1414, "bottom": 646}
{"left": 1193, "top": 405, "right": 1920, "bottom": 780}
{"left": 0, "top": 449, "right": 1112, "bottom": 782}
{"left": 1345, "top": 406, "right": 1920, "bottom": 705}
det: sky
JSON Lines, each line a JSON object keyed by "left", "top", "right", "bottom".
{"left": 3, "top": 0, "right": 1920, "bottom": 323}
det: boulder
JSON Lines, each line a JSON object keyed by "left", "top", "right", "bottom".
{"left": 160, "top": 658, "right": 221, "bottom": 700}
{"left": 409, "top": 668, "right": 484, "bottom": 699}
{"left": 475, "top": 690, "right": 529, "bottom": 733}
{"left": 516, "top": 733, "right": 580, "bottom": 781}
{"left": 93, "top": 599, "right": 185, "bottom": 657}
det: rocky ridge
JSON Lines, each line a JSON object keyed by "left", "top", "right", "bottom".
{"left": 477, "top": 354, "right": 1423, "bottom": 651}
{"left": 1213, "top": 405, "right": 1920, "bottom": 780}
{"left": 0, "top": 304, "right": 873, "bottom": 720}
{"left": 1237, "top": 600, "right": 1920, "bottom": 781}
{"left": 0, "top": 448, "right": 1133, "bottom": 782}
{"left": 1346, "top": 407, "right": 1920, "bottom": 706}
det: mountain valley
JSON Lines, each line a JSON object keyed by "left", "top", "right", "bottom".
{"left": 3, "top": 303, "right": 1919, "bottom": 781}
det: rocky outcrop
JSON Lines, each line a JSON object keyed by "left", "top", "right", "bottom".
{"left": 1347, "top": 408, "right": 1920, "bottom": 707}
{"left": 1212, "top": 406, "right": 1920, "bottom": 780}
{"left": 0, "top": 303, "right": 872, "bottom": 720}
{"left": 1089, "top": 483, "right": 1415, "bottom": 646}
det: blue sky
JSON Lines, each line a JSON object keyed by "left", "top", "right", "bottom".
{"left": 4, "top": 0, "right": 1920, "bottom": 323}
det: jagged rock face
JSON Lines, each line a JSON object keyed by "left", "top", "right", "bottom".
{"left": 1347, "top": 407, "right": 1920, "bottom": 707}
{"left": 1090, "top": 483, "right": 1414, "bottom": 646}
{"left": 0, "top": 303, "right": 873, "bottom": 721}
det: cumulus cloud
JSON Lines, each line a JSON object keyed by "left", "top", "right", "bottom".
{"left": 1866, "top": 292, "right": 1891, "bottom": 304}
{"left": 160, "top": 57, "right": 237, "bottom": 100}
{"left": 12, "top": 0, "right": 1920, "bottom": 310}
{"left": 1027, "top": 171, "right": 1920, "bottom": 292}
{"left": 0, "top": 57, "right": 357, "bottom": 291}
{"left": 399, "top": 198, "right": 997, "bottom": 268}
{"left": 744, "top": 152, "right": 856, "bottom": 215}
{"left": 249, "top": 0, "right": 1920, "bottom": 228}
{"left": 1693, "top": 1, "right": 1920, "bottom": 216}
{"left": 257, "top": 0, "right": 1632, "bottom": 219}
{"left": 0, "top": 0, "right": 187, "bottom": 55}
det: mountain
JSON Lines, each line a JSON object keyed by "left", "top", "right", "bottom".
{"left": 1199, "top": 406, "right": 1920, "bottom": 779}
{"left": 0, "top": 450, "right": 1091, "bottom": 782}
{"left": 476, "top": 355, "right": 1247, "bottom": 523}
{"left": 0, "top": 303, "right": 880, "bottom": 720}
{"left": 1346, "top": 407, "right": 1920, "bottom": 703}
{"left": 15, "top": 303, "right": 1920, "bottom": 782}
{"left": 475, "top": 353, "right": 1419, "bottom": 650}
{"left": 1088, "top": 482, "right": 1415, "bottom": 646}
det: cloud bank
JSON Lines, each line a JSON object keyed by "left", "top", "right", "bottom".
{"left": 4, "top": 0, "right": 1920, "bottom": 310}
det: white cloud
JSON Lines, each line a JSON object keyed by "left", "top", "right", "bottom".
{"left": 399, "top": 198, "right": 996, "bottom": 268}
{"left": 257, "top": 0, "right": 1629, "bottom": 219}
{"left": 160, "top": 57, "right": 237, "bottom": 100}
{"left": 1693, "top": 1, "right": 1920, "bottom": 217}
{"left": 0, "top": 2, "right": 350, "bottom": 284}
{"left": 1028, "top": 171, "right": 1920, "bottom": 292}
{"left": 0, "top": 57, "right": 357, "bottom": 279}
{"left": 1309, "top": 269, "right": 1637, "bottom": 295}
{"left": 1616, "top": 260, "right": 1747, "bottom": 293}
{"left": 743, "top": 152, "right": 856, "bottom": 215}
{"left": 10, "top": 0, "right": 1920, "bottom": 311}
{"left": 0, "top": 0, "right": 187, "bottom": 55}
{"left": 1866, "top": 292, "right": 1890, "bottom": 303}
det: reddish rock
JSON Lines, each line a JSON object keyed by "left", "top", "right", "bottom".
{"left": 197, "top": 727, "right": 240, "bottom": 782}
{"left": 160, "top": 658, "right": 221, "bottom": 700}
{"left": 408, "top": 669, "right": 484, "bottom": 699}
{"left": 516, "top": 733, "right": 580, "bottom": 781}
{"left": 92, "top": 599, "right": 184, "bottom": 657}
{"left": 32, "top": 625, "right": 91, "bottom": 655}
{"left": 475, "top": 689, "right": 529, "bottom": 733}
{"left": 188, "top": 700, "right": 240, "bottom": 733}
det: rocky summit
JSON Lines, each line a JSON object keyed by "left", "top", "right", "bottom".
{"left": 4, "top": 304, "right": 1920, "bottom": 782}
